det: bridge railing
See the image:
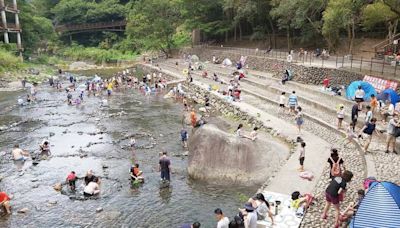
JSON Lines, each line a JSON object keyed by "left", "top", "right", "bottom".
{"left": 55, "top": 20, "right": 127, "bottom": 33}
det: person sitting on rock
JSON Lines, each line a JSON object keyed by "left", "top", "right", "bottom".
{"left": 84, "top": 170, "right": 97, "bottom": 186}
{"left": 0, "top": 191, "right": 12, "bottom": 214}
{"left": 130, "top": 164, "right": 144, "bottom": 183}
{"left": 83, "top": 177, "right": 100, "bottom": 197}
{"left": 39, "top": 140, "right": 51, "bottom": 158}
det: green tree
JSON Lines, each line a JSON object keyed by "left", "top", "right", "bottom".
{"left": 322, "top": 0, "right": 366, "bottom": 53}
{"left": 363, "top": 1, "right": 398, "bottom": 39}
{"left": 19, "top": 0, "right": 56, "bottom": 54}
{"left": 126, "top": 0, "right": 188, "bottom": 57}
{"left": 271, "top": 0, "right": 327, "bottom": 49}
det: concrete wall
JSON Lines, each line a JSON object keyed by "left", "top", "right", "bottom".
{"left": 188, "top": 47, "right": 365, "bottom": 86}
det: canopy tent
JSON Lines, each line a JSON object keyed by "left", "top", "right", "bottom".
{"left": 350, "top": 182, "right": 400, "bottom": 228}
{"left": 222, "top": 58, "right": 233, "bottom": 66}
{"left": 377, "top": 89, "right": 400, "bottom": 105}
{"left": 346, "top": 81, "right": 377, "bottom": 101}
{"left": 190, "top": 55, "right": 200, "bottom": 62}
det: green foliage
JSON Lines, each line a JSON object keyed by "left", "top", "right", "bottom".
{"left": 126, "top": 0, "right": 184, "bottom": 56}
{"left": 362, "top": 1, "right": 397, "bottom": 30}
{"left": 19, "top": 1, "right": 57, "bottom": 53}
{"left": 0, "top": 49, "right": 23, "bottom": 72}
{"left": 59, "top": 44, "right": 136, "bottom": 64}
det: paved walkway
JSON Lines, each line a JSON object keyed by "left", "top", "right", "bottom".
{"left": 144, "top": 63, "right": 331, "bottom": 195}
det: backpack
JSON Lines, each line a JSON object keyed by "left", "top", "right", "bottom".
{"left": 330, "top": 157, "right": 341, "bottom": 177}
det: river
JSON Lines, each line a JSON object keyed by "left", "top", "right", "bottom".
{"left": 0, "top": 74, "right": 253, "bottom": 227}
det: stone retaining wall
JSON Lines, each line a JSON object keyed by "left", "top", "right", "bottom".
{"left": 188, "top": 47, "right": 365, "bottom": 86}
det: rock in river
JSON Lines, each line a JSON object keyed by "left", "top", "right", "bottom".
{"left": 187, "top": 124, "right": 288, "bottom": 186}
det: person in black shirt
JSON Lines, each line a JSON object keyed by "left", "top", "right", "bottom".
{"left": 351, "top": 103, "right": 360, "bottom": 131}
{"left": 327, "top": 149, "right": 344, "bottom": 179}
{"left": 321, "top": 170, "right": 353, "bottom": 228}
{"left": 159, "top": 151, "right": 171, "bottom": 181}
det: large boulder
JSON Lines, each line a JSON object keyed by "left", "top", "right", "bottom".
{"left": 188, "top": 124, "right": 289, "bottom": 186}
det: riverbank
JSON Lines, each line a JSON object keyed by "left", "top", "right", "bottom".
{"left": 140, "top": 60, "right": 367, "bottom": 228}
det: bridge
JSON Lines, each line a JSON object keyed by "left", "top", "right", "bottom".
{"left": 55, "top": 20, "right": 127, "bottom": 35}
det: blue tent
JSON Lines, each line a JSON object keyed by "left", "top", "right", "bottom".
{"left": 346, "top": 81, "right": 377, "bottom": 101}
{"left": 377, "top": 89, "right": 400, "bottom": 105}
{"left": 350, "top": 182, "right": 400, "bottom": 228}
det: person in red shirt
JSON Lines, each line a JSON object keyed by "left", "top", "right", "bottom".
{"left": 323, "top": 77, "right": 330, "bottom": 90}
{"left": 130, "top": 164, "right": 144, "bottom": 183}
{"left": 66, "top": 171, "right": 77, "bottom": 191}
{"left": 0, "top": 192, "right": 11, "bottom": 214}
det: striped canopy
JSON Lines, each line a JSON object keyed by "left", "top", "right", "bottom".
{"left": 351, "top": 182, "right": 400, "bottom": 228}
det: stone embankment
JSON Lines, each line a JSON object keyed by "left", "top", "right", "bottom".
{"left": 187, "top": 47, "right": 364, "bottom": 86}
{"left": 138, "top": 62, "right": 367, "bottom": 228}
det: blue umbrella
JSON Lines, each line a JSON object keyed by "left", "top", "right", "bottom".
{"left": 350, "top": 182, "right": 400, "bottom": 228}
{"left": 378, "top": 89, "right": 400, "bottom": 105}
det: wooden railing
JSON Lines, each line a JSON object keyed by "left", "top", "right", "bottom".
{"left": 373, "top": 33, "right": 400, "bottom": 53}
{"left": 55, "top": 20, "right": 127, "bottom": 33}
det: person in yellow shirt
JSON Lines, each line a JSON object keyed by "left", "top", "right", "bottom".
{"left": 107, "top": 82, "right": 113, "bottom": 96}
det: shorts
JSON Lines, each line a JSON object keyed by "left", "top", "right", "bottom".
{"left": 386, "top": 133, "right": 396, "bottom": 143}
{"left": 279, "top": 104, "right": 285, "bottom": 107}
{"left": 299, "top": 157, "right": 305, "bottom": 166}
{"left": 181, "top": 137, "right": 187, "bottom": 142}
{"left": 355, "top": 97, "right": 364, "bottom": 102}
{"left": 296, "top": 118, "right": 304, "bottom": 126}
{"left": 337, "top": 117, "right": 344, "bottom": 121}
{"left": 325, "top": 192, "right": 340, "bottom": 205}
{"left": 161, "top": 170, "right": 170, "bottom": 181}
{"left": 84, "top": 192, "right": 94, "bottom": 197}
{"left": 68, "top": 180, "right": 76, "bottom": 187}
{"left": 289, "top": 105, "right": 296, "bottom": 110}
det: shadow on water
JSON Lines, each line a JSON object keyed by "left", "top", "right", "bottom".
{"left": 0, "top": 76, "right": 254, "bottom": 227}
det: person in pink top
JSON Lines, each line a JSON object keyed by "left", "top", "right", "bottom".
{"left": 66, "top": 171, "right": 77, "bottom": 191}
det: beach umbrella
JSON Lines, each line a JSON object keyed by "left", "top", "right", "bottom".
{"left": 350, "top": 181, "right": 400, "bottom": 228}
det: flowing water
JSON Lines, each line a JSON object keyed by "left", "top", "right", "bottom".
{"left": 0, "top": 76, "right": 253, "bottom": 227}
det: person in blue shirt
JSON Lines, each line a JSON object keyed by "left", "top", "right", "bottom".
{"left": 288, "top": 91, "right": 298, "bottom": 114}
{"left": 181, "top": 222, "right": 201, "bottom": 228}
{"left": 180, "top": 128, "right": 188, "bottom": 148}
{"left": 359, "top": 118, "right": 380, "bottom": 153}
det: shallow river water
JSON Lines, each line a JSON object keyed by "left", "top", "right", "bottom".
{"left": 0, "top": 78, "right": 253, "bottom": 227}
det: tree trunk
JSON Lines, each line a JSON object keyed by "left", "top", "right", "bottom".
{"left": 286, "top": 25, "right": 291, "bottom": 51}
{"left": 234, "top": 23, "right": 237, "bottom": 41}
{"left": 267, "top": 16, "right": 276, "bottom": 48}
{"left": 239, "top": 21, "right": 242, "bottom": 41}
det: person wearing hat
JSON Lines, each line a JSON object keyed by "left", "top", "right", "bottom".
{"left": 238, "top": 202, "right": 257, "bottom": 228}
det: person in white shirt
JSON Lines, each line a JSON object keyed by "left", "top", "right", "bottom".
{"left": 238, "top": 203, "right": 258, "bottom": 228}
{"left": 279, "top": 92, "right": 286, "bottom": 113}
{"left": 214, "top": 208, "right": 229, "bottom": 228}
{"left": 365, "top": 105, "right": 373, "bottom": 124}
{"left": 337, "top": 105, "right": 345, "bottom": 129}
{"left": 84, "top": 177, "right": 100, "bottom": 197}
{"left": 287, "top": 53, "right": 293, "bottom": 63}
{"left": 381, "top": 100, "right": 395, "bottom": 123}
{"left": 354, "top": 86, "right": 365, "bottom": 109}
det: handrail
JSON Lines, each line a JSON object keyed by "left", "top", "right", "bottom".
{"left": 373, "top": 33, "right": 400, "bottom": 52}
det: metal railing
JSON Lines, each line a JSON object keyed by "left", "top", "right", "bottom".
{"left": 55, "top": 20, "right": 127, "bottom": 33}
{"left": 194, "top": 44, "right": 400, "bottom": 79}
